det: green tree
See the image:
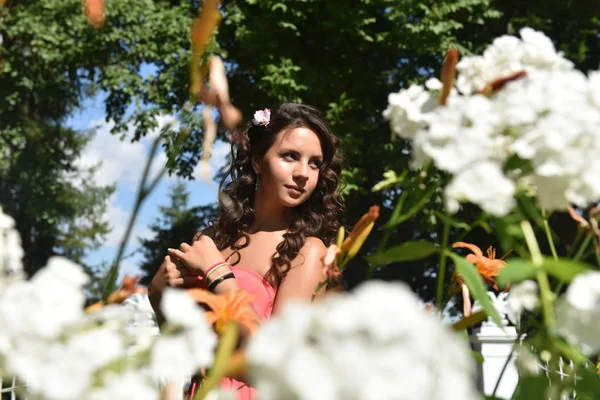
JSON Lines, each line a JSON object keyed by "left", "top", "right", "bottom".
{"left": 0, "top": 0, "right": 199, "bottom": 276}
{"left": 138, "top": 182, "right": 217, "bottom": 286}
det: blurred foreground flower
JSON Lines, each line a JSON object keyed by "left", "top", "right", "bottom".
{"left": 84, "top": 0, "right": 105, "bottom": 27}
{"left": 186, "top": 288, "right": 260, "bottom": 335}
{"left": 556, "top": 271, "right": 600, "bottom": 355}
{"left": 247, "top": 281, "right": 478, "bottom": 400}
{"left": 0, "top": 206, "right": 24, "bottom": 289}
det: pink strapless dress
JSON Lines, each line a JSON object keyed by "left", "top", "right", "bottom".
{"left": 186, "top": 266, "right": 276, "bottom": 400}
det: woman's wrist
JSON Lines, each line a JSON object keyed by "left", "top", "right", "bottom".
{"left": 204, "top": 261, "right": 230, "bottom": 279}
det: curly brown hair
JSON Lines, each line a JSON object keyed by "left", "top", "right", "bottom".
{"left": 210, "top": 103, "right": 344, "bottom": 287}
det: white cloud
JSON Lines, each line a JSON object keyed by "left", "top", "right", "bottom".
{"left": 103, "top": 193, "right": 154, "bottom": 248}
{"left": 77, "top": 117, "right": 178, "bottom": 190}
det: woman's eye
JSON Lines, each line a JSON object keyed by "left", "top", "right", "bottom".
{"left": 282, "top": 153, "right": 296, "bottom": 160}
{"left": 310, "top": 161, "right": 321, "bottom": 169}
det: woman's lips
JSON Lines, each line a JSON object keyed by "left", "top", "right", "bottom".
{"left": 285, "top": 185, "right": 305, "bottom": 196}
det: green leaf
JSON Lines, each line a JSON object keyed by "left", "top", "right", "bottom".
{"left": 497, "top": 258, "right": 538, "bottom": 287}
{"left": 384, "top": 182, "right": 440, "bottom": 229}
{"left": 432, "top": 210, "right": 470, "bottom": 230}
{"left": 542, "top": 258, "right": 591, "bottom": 283}
{"left": 366, "top": 240, "right": 437, "bottom": 266}
{"left": 448, "top": 252, "right": 504, "bottom": 328}
{"left": 511, "top": 376, "right": 548, "bottom": 400}
{"left": 472, "top": 350, "right": 485, "bottom": 364}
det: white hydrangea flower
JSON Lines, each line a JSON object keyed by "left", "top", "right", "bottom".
{"left": 151, "top": 288, "right": 217, "bottom": 380}
{"left": 0, "top": 258, "right": 88, "bottom": 340}
{"left": 506, "top": 280, "right": 538, "bottom": 324}
{"left": 385, "top": 28, "right": 600, "bottom": 216}
{"left": 161, "top": 287, "right": 207, "bottom": 329}
{"left": 383, "top": 84, "right": 439, "bottom": 140}
{"left": 456, "top": 27, "right": 572, "bottom": 95}
{"left": 445, "top": 161, "right": 516, "bottom": 217}
{"left": 556, "top": 272, "right": 600, "bottom": 355}
{"left": 247, "top": 281, "right": 478, "bottom": 400}
{"left": 0, "top": 207, "right": 24, "bottom": 288}
{"left": 88, "top": 371, "right": 159, "bottom": 400}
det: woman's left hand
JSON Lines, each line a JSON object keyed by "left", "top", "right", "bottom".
{"left": 168, "top": 235, "right": 224, "bottom": 276}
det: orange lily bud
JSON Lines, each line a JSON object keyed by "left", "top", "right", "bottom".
{"left": 439, "top": 47, "right": 459, "bottom": 106}
{"left": 335, "top": 226, "right": 345, "bottom": 249}
{"left": 345, "top": 221, "right": 375, "bottom": 260}
{"left": 84, "top": 0, "right": 105, "bottom": 28}
{"left": 342, "top": 206, "right": 380, "bottom": 252}
{"left": 477, "top": 70, "right": 527, "bottom": 96}
{"left": 190, "top": 0, "right": 222, "bottom": 96}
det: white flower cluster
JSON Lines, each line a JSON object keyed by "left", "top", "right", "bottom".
{"left": 0, "top": 206, "right": 24, "bottom": 288}
{"left": 556, "top": 271, "right": 600, "bottom": 356}
{"left": 0, "top": 207, "right": 217, "bottom": 400}
{"left": 384, "top": 28, "right": 600, "bottom": 216}
{"left": 246, "top": 281, "right": 478, "bottom": 400}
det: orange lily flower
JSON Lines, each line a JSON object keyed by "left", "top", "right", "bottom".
{"left": 452, "top": 242, "right": 507, "bottom": 291}
{"left": 186, "top": 288, "right": 259, "bottom": 335}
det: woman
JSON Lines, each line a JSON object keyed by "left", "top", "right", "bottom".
{"left": 148, "top": 102, "right": 344, "bottom": 398}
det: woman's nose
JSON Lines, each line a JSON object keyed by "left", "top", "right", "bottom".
{"left": 293, "top": 162, "right": 309, "bottom": 181}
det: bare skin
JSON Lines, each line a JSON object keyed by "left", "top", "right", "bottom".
{"left": 149, "top": 127, "right": 328, "bottom": 332}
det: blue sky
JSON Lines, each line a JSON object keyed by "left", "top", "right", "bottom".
{"left": 65, "top": 93, "right": 229, "bottom": 282}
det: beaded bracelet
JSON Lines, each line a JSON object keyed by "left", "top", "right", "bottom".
{"left": 208, "top": 271, "right": 235, "bottom": 292}
{"left": 204, "top": 262, "right": 229, "bottom": 280}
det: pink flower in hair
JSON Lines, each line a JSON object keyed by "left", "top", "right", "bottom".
{"left": 252, "top": 108, "right": 271, "bottom": 126}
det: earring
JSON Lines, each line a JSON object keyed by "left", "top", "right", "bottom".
{"left": 255, "top": 174, "right": 260, "bottom": 191}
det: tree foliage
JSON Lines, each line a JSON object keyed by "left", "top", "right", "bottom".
{"left": 2, "top": 0, "right": 598, "bottom": 296}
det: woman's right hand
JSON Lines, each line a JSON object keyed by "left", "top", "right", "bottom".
{"left": 150, "top": 255, "right": 199, "bottom": 294}
{"left": 148, "top": 255, "right": 199, "bottom": 326}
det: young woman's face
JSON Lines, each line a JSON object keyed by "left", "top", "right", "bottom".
{"left": 255, "top": 127, "right": 324, "bottom": 208}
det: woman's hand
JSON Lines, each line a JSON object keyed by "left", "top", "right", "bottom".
{"left": 168, "top": 235, "right": 224, "bottom": 276}
{"left": 149, "top": 255, "right": 198, "bottom": 294}
{"left": 148, "top": 255, "right": 198, "bottom": 326}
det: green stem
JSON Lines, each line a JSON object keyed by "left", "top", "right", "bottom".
{"left": 312, "top": 280, "right": 327, "bottom": 300}
{"left": 377, "top": 189, "right": 407, "bottom": 252}
{"left": 521, "top": 220, "right": 555, "bottom": 329}
{"left": 567, "top": 227, "right": 584, "bottom": 258}
{"left": 102, "top": 136, "right": 163, "bottom": 301}
{"left": 435, "top": 219, "right": 451, "bottom": 310}
{"left": 536, "top": 269, "right": 555, "bottom": 329}
{"left": 521, "top": 220, "right": 543, "bottom": 265}
{"left": 554, "top": 232, "right": 594, "bottom": 296}
{"left": 194, "top": 322, "right": 240, "bottom": 400}
{"left": 573, "top": 232, "right": 593, "bottom": 261}
{"left": 541, "top": 208, "right": 558, "bottom": 261}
